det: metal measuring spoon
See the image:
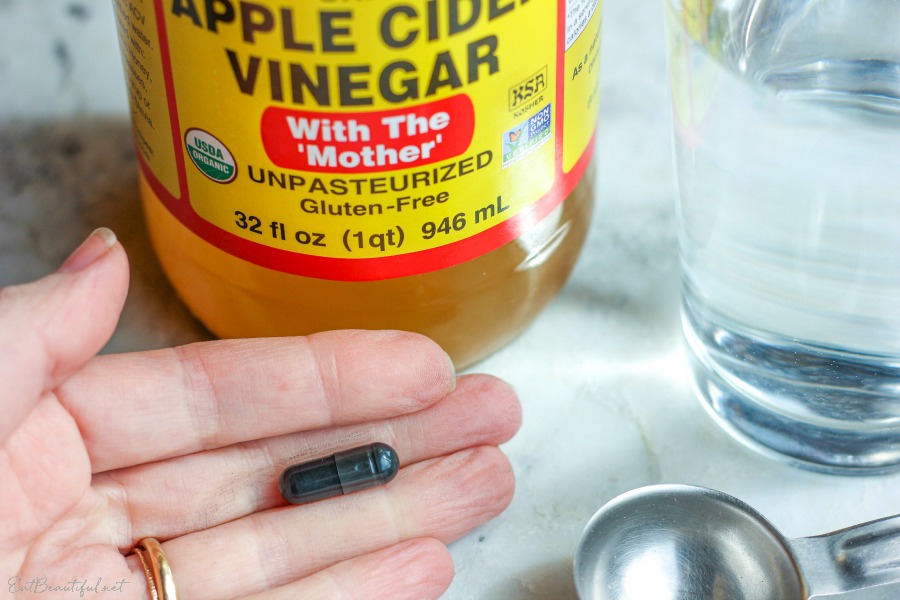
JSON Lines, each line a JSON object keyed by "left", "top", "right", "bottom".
{"left": 574, "top": 484, "right": 900, "bottom": 599}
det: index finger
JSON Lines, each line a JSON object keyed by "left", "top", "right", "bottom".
{"left": 58, "top": 330, "right": 455, "bottom": 472}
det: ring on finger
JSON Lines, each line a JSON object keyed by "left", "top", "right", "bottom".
{"left": 131, "top": 538, "right": 178, "bottom": 600}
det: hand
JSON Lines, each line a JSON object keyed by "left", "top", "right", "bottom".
{"left": 0, "top": 229, "right": 521, "bottom": 599}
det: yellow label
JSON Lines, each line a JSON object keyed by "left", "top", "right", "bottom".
{"left": 115, "top": 0, "right": 602, "bottom": 280}
{"left": 563, "top": 0, "right": 602, "bottom": 173}
{"left": 112, "top": 0, "right": 179, "bottom": 195}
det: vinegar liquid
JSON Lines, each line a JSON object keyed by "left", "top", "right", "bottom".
{"left": 142, "top": 166, "right": 594, "bottom": 368}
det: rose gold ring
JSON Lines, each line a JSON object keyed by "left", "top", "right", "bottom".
{"left": 132, "top": 538, "right": 178, "bottom": 600}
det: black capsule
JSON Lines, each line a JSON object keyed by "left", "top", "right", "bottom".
{"left": 278, "top": 443, "right": 400, "bottom": 505}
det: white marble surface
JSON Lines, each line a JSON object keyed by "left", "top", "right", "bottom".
{"left": 3, "top": 1, "right": 900, "bottom": 599}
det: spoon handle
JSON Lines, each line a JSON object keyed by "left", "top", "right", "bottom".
{"left": 789, "top": 514, "right": 900, "bottom": 597}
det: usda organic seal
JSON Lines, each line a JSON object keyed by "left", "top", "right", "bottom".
{"left": 185, "top": 128, "right": 237, "bottom": 184}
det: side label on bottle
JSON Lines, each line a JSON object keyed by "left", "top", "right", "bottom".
{"left": 113, "top": 0, "right": 602, "bottom": 281}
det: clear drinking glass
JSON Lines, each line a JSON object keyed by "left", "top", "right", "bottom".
{"left": 665, "top": 0, "right": 900, "bottom": 473}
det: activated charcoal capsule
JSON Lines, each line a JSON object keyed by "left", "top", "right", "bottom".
{"left": 279, "top": 443, "right": 400, "bottom": 505}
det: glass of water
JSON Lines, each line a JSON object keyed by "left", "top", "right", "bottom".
{"left": 666, "top": 0, "right": 900, "bottom": 473}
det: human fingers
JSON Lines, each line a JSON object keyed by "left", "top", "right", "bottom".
{"left": 95, "top": 374, "right": 520, "bottom": 545}
{"left": 60, "top": 329, "right": 455, "bottom": 472}
{"left": 244, "top": 538, "right": 453, "bottom": 600}
{"left": 0, "top": 228, "right": 128, "bottom": 446}
{"left": 127, "top": 446, "right": 514, "bottom": 600}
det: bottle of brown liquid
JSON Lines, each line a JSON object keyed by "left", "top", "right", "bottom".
{"left": 115, "top": 0, "right": 603, "bottom": 368}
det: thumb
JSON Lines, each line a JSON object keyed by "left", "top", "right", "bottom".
{"left": 0, "top": 227, "right": 129, "bottom": 446}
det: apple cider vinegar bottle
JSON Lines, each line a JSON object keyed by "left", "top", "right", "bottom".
{"left": 113, "top": 0, "right": 602, "bottom": 367}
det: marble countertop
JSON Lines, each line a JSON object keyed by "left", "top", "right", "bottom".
{"left": 3, "top": 1, "right": 900, "bottom": 598}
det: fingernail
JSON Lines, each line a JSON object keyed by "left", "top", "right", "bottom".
{"left": 58, "top": 227, "right": 118, "bottom": 273}
{"left": 446, "top": 351, "right": 458, "bottom": 391}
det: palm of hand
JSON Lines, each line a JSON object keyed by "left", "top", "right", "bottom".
{"left": 1, "top": 234, "right": 520, "bottom": 600}
{"left": 4, "top": 393, "right": 131, "bottom": 595}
